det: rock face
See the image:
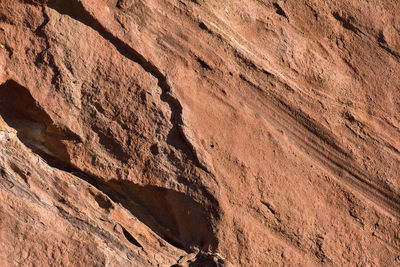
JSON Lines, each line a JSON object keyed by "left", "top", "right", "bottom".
{"left": 0, "top": 0, "right": 399, "bottom": 266}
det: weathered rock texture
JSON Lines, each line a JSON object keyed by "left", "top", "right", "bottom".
{"left": 0, "top": 0, "right": 399, "bottom": 266}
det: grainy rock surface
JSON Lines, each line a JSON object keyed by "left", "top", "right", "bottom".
{"left": 0, "top": 0, "right": 399, "bottom": 266}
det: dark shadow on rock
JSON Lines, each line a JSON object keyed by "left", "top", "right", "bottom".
{"left": 0, "top": 80, "right": 80, "bottom": 167}
{"left": 102, "top": 180, "right": 218, "bottom": 251}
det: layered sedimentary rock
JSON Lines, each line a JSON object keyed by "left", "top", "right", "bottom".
{"left": 0, "top": 0, "right": 399, "bottom": 266}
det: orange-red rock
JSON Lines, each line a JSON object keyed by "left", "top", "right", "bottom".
{"left": 0, "top": 0, "right": 399, "bottom": 266}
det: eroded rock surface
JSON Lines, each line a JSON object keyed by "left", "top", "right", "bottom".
{"left": 0, "top": 0, "right": 399, "bottom": 266}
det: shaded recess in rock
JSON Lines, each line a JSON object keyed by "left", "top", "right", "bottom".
{"left": 377, "top": 31, "right": 400, "bottom": 60}
{"left": 118, "top": 224, "right": 143, "bottom": 248}
{"left": 332, "top": 11, "right": 362, "bottom": 35}
{"left": 89, "top": 189, "right": 114, "bottom": 211}
{"left": 107, "top": 180, "right": 218, "bottom": 250}
{"left": 72, "top": 173, "right": 217, "bottom": 251}
{"left": 273, "top": 3, "right": 288, "bottom": 20}
{"left": 0, "top": 80, "right": 80, "bottom": 165}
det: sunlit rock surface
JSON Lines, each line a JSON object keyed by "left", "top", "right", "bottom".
{"left": 0, "top": 0, "right": 399, "bottom": 266}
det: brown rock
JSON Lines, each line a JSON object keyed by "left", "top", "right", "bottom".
{"left": 0, "top": 0, "right": 399, "bottom": 266}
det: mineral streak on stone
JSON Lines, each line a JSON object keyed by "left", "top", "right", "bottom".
{"left": 1, "top": 0, "right": 400, "bottom": 266}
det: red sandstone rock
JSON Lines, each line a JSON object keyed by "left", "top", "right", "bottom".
{"left": 0, "top": 0, "right": 399, "bottom": 266}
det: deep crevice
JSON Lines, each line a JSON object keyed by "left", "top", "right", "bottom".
{"left": 198, "top": 21, "right": 211, "bottom": 34}
{"left": 119, "top": 224, "right": 143, "bottom": 248}
{"left": 332, "top": 11, "right": 363, "bottom": 35}
{"left": 196, "top": 57, "right": 213, "bottom": 71}
{"left": 378, "top": 43, "right": 400, "bottom": 60}
{"left": 273, "top": 3, "right": 288, "bottom": 20}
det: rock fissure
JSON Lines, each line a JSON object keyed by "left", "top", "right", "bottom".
{"left": 34, "top": 5, "right": 62, "bottom": 89}
{"left": 47, "top": 0, "right": 206, "bottom": 171}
